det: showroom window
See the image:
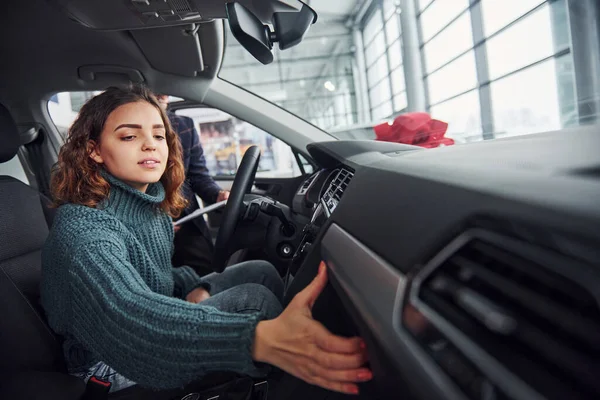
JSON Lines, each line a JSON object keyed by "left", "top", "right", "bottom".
{"left": 418, "top": 1, "right": 476, "bottom": 142}
{"left": 416, "top": 0, "right": 433, "bottom": 13}
{"left": 420, "top": 0, "right": 469, "bottom": 43}
{"left": 423, "top": 12, "right": 474, "bottom": 74}
{"left": 417, "top": 0, "right": 574, "bottom": 141}
{"left": 429, "top": 90, "right": 482, "bottom": 142}
{"left": 363, "top": 0, "right": 406, "bottom": 122}
{"left": 426, "top": 49, "right": 478, "bottom": 105}
{"left": 481, "top": 0, "right": 574, "bottom": 138}
{"left": 481, "top": 0, "right": 546, "bottom": 37}
{"left": 490, "top": 58, "right": 562, "bottom": 137}
{"left": 383, "top": 0, "right": 407, "bottom": 112}
{"left": 486, "top": 4, "right": 557, "bottom": 80}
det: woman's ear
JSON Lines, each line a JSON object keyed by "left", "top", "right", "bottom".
{"left": 88, "top": 141, "right": 103, "bottom": 164}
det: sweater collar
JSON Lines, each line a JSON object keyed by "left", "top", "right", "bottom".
{"left": 100, "top": 170, "right": 166, "bottom": 223}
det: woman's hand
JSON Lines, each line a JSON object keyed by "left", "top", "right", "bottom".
{"left": 186, "top": 287, "right": 210, "bottom": 303}
{"left": 252, "top": 262, "right": 372, "bottom": 395}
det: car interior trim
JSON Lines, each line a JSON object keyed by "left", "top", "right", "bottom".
{"left": 321, "top": 223, "right": 470, "bottom": 400}
{"left": 407, "top": 229, "right": 547, "bottom": 400}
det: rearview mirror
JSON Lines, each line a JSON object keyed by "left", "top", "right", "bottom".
{"left": 273, "top": 5, "right": 317, "bottom": 50}
{"left": 226, "top": 1, "right": 317, "bottom": 65}
{"left": 226, "top": 2, "right": 273, "bottom": 64}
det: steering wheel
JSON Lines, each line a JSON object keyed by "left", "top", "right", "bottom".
{"left": 212, "top": 145, "right": 261, "bottom": 273}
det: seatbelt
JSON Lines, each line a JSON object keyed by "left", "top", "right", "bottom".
{"left": 22, "top": 129, "right": 52, "bottom": 197}
{"left": 16, "top": 146, "right": 39, "bottom": 191}
{"left": 82, "top": 376, "right": 111, "bottom": 400}
{"left": 78, "top": 372, "right": 265, "bottom": 400}
{"left": 39, "top": 192, "right": 56, "bottom": 228}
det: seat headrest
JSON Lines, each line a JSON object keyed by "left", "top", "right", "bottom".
{"left": 0, "top": 104, "right": 21, "bottom": 163}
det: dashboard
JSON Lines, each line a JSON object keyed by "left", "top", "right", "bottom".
{"left": 285, "top": 127, "right": 600, "bottom": 400}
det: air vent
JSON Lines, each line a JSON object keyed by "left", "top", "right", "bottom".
{"left": 297, "top": 172, "right": 318, "bottom": 196}
{"left": 330, "top": 169, "right": 353, "bottom": 202}
{"left": 322, "top": 168, "right": 354, "bottom": 214}
{"left": 408, "top": 232, "right": 600, "bottom": 400}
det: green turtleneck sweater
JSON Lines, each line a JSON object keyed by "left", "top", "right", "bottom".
{"left": 41, "top": 174, "right": 260, "bottom": 389}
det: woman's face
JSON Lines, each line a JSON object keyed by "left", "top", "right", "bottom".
{"left": 90, "top": 101, "right": 169, "bottom": 192}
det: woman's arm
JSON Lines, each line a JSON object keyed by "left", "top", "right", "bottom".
{"left": 171, "top": 265, "right": 210, "bottom": 299}
{"left": 68, "top": 240, "right": 259, "bottom": 389}
{"left": 252, "top": 263, "right": 372, "bottom": 395}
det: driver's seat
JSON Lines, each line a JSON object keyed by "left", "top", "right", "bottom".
{"left": 0, "top": 104, "right": 265, "bottom": 400}
{"left": 0, "top": 103, "right": 86, "bottom": 398}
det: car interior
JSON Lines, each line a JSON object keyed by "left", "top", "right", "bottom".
{"left": 1, "top": 0, "right": 600, "bottom": 400}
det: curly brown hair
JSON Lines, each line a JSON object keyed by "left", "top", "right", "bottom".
{"left": 51, "top": 85, "right": 187, "bottom": 217}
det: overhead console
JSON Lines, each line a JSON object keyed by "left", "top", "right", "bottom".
{"left": 46, "top": 0, "right": 305, "bottom": 30}
{"left": 47, "top": 0, "right": 317, "bottom": 69}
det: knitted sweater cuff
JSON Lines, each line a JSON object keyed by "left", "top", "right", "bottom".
{"left": 172, "top": 265, "right": 208, "bottom": 298}
{"left": 240, "top": 317, "right": 268, "bottom": 377}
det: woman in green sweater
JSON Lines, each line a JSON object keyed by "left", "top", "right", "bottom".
{"left": 41, "top": 86, "right": 371, "bottom": 396}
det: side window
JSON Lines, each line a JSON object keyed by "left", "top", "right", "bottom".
{"left": 175, "top": 107, "right": 311, "bottom": 178}
{"left": 48, "top": 91, "right": 99, "bottom": 141}
{"left": 47, "top": 94, "right": 314, "bottom": 177}
{"left": 298, "top": 154, "right": 315, "bottom": 175}
{"left": 0, "top": 155, "right": 29, "bottom": 185}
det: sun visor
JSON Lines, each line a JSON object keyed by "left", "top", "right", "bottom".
{"left": 46, "top": 0, "right": 303, "bottom": 30}
{"left": 131, "top": 23, "right": 213, "bottom": 77}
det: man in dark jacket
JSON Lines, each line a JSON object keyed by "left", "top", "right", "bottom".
{"left": 157, "top": 95, "right": 229, "bottom": 276}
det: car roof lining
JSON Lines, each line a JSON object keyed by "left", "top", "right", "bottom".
{"left": 0, "top": 0, "right": 226, "bottom": 125}
{"left": 47, "top": 0, "right": 304, "bottom": 30}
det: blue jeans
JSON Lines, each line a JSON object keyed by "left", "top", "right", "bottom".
{"left": 201, "top": 260, "right": 284, "bottom": 318}
{"left": 73, "top": 260, "right": 284, "bottom": 392}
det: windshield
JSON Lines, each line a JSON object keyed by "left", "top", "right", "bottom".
{"left": 220, "top": 0, "right": 600, "bottom": 148}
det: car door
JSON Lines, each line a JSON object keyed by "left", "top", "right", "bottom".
{"left": 168, "top": 102, "right": 314, "bottom": 239}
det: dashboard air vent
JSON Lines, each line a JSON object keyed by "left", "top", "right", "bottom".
{"left": 297, "top": 172, "right": 318, "bottom": 196}
{"left": 322, "top": 168, "right": 354, "bottom": 214}
{"left": 408, "top": 232, "right": 600, "bottom": 400}
{"left": 331, "top": 168, "right": 354, "bottom": 202}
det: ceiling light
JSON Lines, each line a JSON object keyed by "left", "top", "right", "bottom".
{"left": 324, "top": 81, "right": 336, "bottom": 91}
{"left": 299, "top": 80, "right": 306, "bottom": 87}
